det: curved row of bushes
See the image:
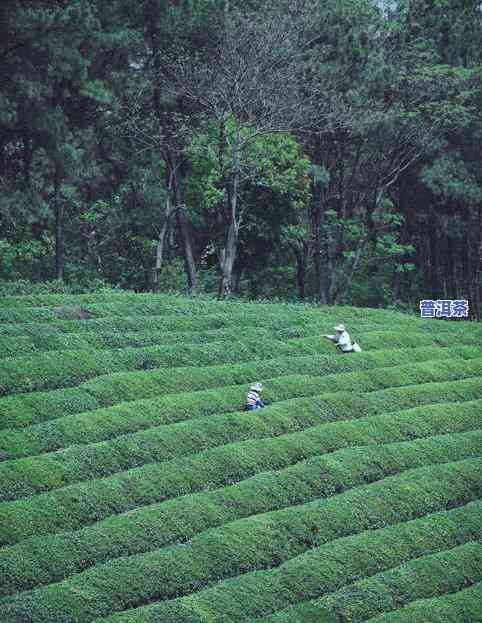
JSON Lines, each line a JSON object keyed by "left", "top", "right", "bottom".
{"left": 1, "top": 319, "right": 468, "bottom": 356}
{"left": 1, "top": 330, "right": 476, "bottom": 396}
{"left": 0, "top": 371, "right": 480, "bottom": 500}
{"left": 0, "top": 298, "right": 444, "bottom": 337}
{"left": 2, "top": 329, "right": 441, "bottom": 396}
{"left": 2, "top": 293, "right": 481, "bottom": 353}
{"left": 254, "top": 542, "right": 482, "bottom": 623}
{"left": 0, "top": 297, "right": 240, "bottom": 323}
{"left": 58, "top": 347, "right": 482, "bottom": 408}
{"left": 366, "top": 583, "right": 482, "bottom": 623}
{"left": 1, "top": 460, "right": 479, "bottom": 623}
{"left": 2, "top": 343, "right": 477, "bottom": 431}
{"left": 0, "top": 427, "right": 479, "bottom": 594}
{"left": 0, "top": 311, "right": 301, "bottom": 337}
{"left": 0, "top": 290, "right": 469, "bottom": 329}
{"left": 0, "top": 398, "right": 480, "bottom": 545}
{"left": 0, "top": 306, "right": 358, "bottom": 336}
{"left": 0, "top": 336, "right": 298, "bottom": 396}
{"left": 0, "top": 325, "right": 279, "bottom": 355}
{"left": 0, "top": 293, "right": 332, "bottom": 321}
{"left": 1, "top": 355, "right": 481, "bottom": 462}
{"left": 93, "top": 502, "right": 482, "bottom": 623}
{"left": 0, "top": 292, "right": 423, "bottom": 322}
{"left": 0, "top": 303, "right": 474, "bottom": 357}
{"left": 0, "top": 291, "right": 225, "bottom": 309}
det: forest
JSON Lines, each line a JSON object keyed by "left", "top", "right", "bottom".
{"left": 1, "top": 0, "right": 481, "bottom": 316}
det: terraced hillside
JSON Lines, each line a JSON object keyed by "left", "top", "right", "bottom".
{"left": 0, "top": 292, "right": 481, "bottom": 623}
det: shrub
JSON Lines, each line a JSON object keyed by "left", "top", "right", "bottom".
{"left": 0, "top": 326, "right": 276, "bottom": 355}
{"left": 1, "top": 460, "right": 479, "bottom": 623}
{"left": 0, "top": 353, "right": 481, "bottom": 460}
{"left": 0, "top": 381, "right": 480, "bottom": 501}
{"left": 2, "top": 343, "right": 477, "bottom": 431}
{"left": 365, "top": 583, "right": 482, "bottom": 623}
{"left": 0, "top": 403, "right": 480, "bottom": 545}
{"left": 0, "top": 292, "right": 480, "bottom": 623}
{"left": 232, "top": 543, "right": 482, "bottom": 622}
{"left": 0, "top": 427, "right": 480, "bottom": 594}
{"left": 0, "top": 331, "right": 477, "bottom": 396}
{"left": 96, "top": 503, "right": 482, "bottom": 623}
{"left": 0, "top": 337, "right": 35, "bottom": 357}
{"left": 0, "top": 302, "right": 434, "bottom": 337}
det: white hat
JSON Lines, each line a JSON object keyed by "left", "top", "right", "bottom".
{"left": 250, "top": 382, "right": 263, "bottom": 392}
{"left": 334, "top": 324, "right": 345, "bottom": 332}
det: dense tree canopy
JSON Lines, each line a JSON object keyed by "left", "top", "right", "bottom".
{"left": 0, "top": 0, "right": 480, "bottom": 316}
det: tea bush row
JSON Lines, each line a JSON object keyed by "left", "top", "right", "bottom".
{"left": 0, "top": 394, "right": 480, "bottom": 544}
{"left": 1, "top": 330, "right": 475, "bottom": 396}
{"left": 1, "top": 353, "right": 480, "bottom": 460}
{"left": 0, "top": 326, "right": 277, "bottom": 355}
{"left": 1, "top": 343, "right": 475, "bottom": 431}
{"left": 0, "top": 300, "right": 431, "bottom": 336}
{"left": 0, "top": 427, "right": 479, "bottom": 594}
{"left": 1, "top": 373, "right": 481, "bottom": 500}
{"left": 366, "top": 583, "right": 482, "bottom": 623}
{"left": 1, "top": 460, "right": 479, "bottom": 623}
{"left": 95, "top": 503, "right": 482, "bottom": 623}
{"left": 235, "top": 543, "right": 482, "bottom": 623}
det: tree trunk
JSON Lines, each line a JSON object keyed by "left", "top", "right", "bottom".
{"left": 218, "top": 154, "right": 240, "bottom": 299}
{"left": 147, "top": 3, "right": 198, "bottom": 296}
{"left": 54, "top": 163, "right": 64, "bottom": 280}
{"left": 218, "top": 219, "right": 237, "bottom": 298}
{"left": 233, "top": 262, "right": 243, "bottom": 295}
{"left": 392, "top": 179, "right": 407, "bottom": 303}
{"left": 175, "top": 203, "right": 198, "bottom": 295}
{"left": 294, "top": 242, "right": 309, "bottom": 300}
{"left": 171, "top": 157, "right": 198, "bottom": 294}
{"left": 23, "top": 135, "right": 32, "bottom": 184}
{"left": 311, "top": 190, "right": 329, "bottom": 305}
{"left": 152, "top": 192, "right": 172, "bottom": 291}
{"left": 446, "top": 232, "right": 456, "bottom": 298}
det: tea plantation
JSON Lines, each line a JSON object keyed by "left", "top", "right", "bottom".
{"left": 0, "top": 292, "right": 481, "bottom": 623}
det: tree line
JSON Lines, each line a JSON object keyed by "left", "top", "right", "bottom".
{"left": 1, "top": 0, "right": 481, "bottom": 316}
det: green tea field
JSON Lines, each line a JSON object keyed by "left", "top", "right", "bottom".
{"left": 0, "top": 292, "right": 481, "bottom": 623}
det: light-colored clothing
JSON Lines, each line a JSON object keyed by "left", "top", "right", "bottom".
{"left": 327, "top": 330, "right": 354, "bottom": 352}
{"left": 246, "top": 390, "right": 264, "bottom": 409}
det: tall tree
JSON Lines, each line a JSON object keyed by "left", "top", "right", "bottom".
{"left": 0, "top": 0, "right": 112, "bottom": 279}
{"left": 157, "top": 2, "right": 322, "bottom": 296}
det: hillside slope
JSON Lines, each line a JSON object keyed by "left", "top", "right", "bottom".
{"left": 0, "top": 293, "right": 481, "bottom": 623}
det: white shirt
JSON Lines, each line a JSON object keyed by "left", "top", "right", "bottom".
{"left": 328, "top": 330, "right": 353, "bottom": 352}
{"left": 337, "top": 330, "right": 353, "bottom": 352}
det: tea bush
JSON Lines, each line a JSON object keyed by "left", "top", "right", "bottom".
{"left": 0, "top": 292, "right": 480, "bottom": 623}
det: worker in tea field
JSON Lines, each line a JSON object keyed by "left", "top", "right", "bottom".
{"left": 324, "top": 324, "right": 362, "bottom": 353}
{"left": 246, "top": 382, "right": 266, "bottom": 411}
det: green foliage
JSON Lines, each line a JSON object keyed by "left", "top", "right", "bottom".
{"left": 366, "top": 582, "right": 482, "bottom": 622}
{"left": 0, "top": 424, "right": 479, "bottom": 595}
{"left": 101, "top": 502, "right": 481, "bottom": 622}
{"left": 0, "top": 367, "right": 481, "bottom": 543}
{"left": 1, "top": 326, "right": 477, "bottom": 395}
{"left": 257, "top": 543, "right": 482, "bottom": 622}
{"left": 1, "top": 342, "right": 479, "bottom": 438}
{"left": 0, "top": 292, "right": 481, "bottom": 622}
{"left": 0, "top": 279, "right": 113, "bottom": 297}
{"left": 0, "top": 0, "right": 480, "bottom": 310}
{"left": 187, "top": 123, "right": 310, "bottom": 235}
{"left": 0, "top": 460, "right": 480, "bottom": 622}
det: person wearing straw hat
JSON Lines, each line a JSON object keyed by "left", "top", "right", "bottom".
{"left": 324, "top": 323, "right": 362, "bottom": 353}
{"left": 246, "top": 382, "right": 266, "bottom": 411}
